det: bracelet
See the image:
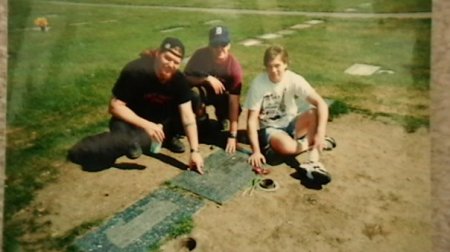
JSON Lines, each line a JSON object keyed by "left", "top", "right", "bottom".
{"left": 228, "top": 132, "right": 237, "bottom": 139}
{"left": 190, "top": 149, "right": 199, "bottom": 153}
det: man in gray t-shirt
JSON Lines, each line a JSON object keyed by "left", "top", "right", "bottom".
{"left": 244, "top": 45, "right": 336, "bottom": 184}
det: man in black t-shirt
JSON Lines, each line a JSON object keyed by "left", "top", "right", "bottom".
{"left": 69, "top": 37, "right": 204, "bottom": 174}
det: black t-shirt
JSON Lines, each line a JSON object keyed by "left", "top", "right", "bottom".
{"left": 112, "top": 56, "right": 191, "bottom": 122}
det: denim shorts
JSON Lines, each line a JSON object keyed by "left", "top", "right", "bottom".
{"left": 258, "top": 117, "right": 298, "bottom": 149}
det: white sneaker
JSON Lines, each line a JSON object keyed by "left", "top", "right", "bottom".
{"left": 300, "top": 161, "right": 332, "bottom": 184}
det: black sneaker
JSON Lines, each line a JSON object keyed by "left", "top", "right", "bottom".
{"left": 164, "top": 136, "right": 185, "bottom": 153}
{"left": 126, "top": 142, "right": 142, "bottom": 159}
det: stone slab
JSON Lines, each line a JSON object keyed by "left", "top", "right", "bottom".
{"left": 277, "top": 29, "right": 296, "bottom": 35}
{"left": 257, "top": 33, "right": 283, "bottom": 40}
{"left": 170, "top": 150, "right": 256, "bottom": 204}
{"left": 305, "top": 19, "right": 324, "bottom": 25}
{"left": 239, "top": 39, "right": 263, "bottom": 46}
{"left": 74, "top": 188, "right": 204, "bottom": 252}
{"left": 376, "top": 69, "right": 395, "bottom": 74}
{"left": 290, "top": 24, "right": 312, "bottom": 30}
{"left": 344, "top": 63, "right": 381, "bottom": 76}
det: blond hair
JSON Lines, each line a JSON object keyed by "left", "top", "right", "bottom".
{"left": 263, "top": 45, "right": 289, "bottom": 66}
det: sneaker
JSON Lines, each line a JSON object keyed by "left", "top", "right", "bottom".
{"left": 299, "top": 161, "right": 331, "bottom": 184}
{"left": 126, "top": 142, "right": 142, "bottom": 159}
{"left": 323, "top": 136, "right": 337, "bottom": 151}
{"left": 164, "top": 136, "right": 185, "bottom": 153}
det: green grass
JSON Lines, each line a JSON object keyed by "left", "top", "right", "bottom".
{"left": 50, "top": 0, "right": 431, "bottom": 13}
{"left": 6, "top": 0, "right": 431, "bottom": 250}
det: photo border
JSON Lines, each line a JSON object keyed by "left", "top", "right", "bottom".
{"left": 1, "top": 0, "right": 8, "bottom": 249}
{"left": 430, "top": 0, "right": 450, "bottom": 251}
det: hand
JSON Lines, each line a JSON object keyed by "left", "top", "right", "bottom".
{"left": 206, "top": 76, "right": 226, "bottom": 95}
{"left": 189, "top": 152, "right": 204, "bottom": 175}
{"left": 225, "top": 137, "right": 237, "bottom": 154}
{"left": 144, "top": 123, "right": 165, "bottom": 143}
{"left": 248, "top": 152, "right": 266, "bottom": 168}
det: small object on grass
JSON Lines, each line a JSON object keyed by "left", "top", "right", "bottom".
{"left": 242, "top": 177, "right": 279, "bottom": 195}
{"left": 252, "top": 166, "right": 270, "bottom": 175}
{"left": 34, "top": 17, "right": 49, "bottom": 31}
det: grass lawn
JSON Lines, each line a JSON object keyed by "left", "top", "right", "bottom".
{"left": 50, "top": 0, "right": 432, "bottom": 13}
{"left": 6, "top": 0, "right": 430, "bottom": 250}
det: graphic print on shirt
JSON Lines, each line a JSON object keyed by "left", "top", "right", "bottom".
{"left": 144, "top": 93, "right": 173, "bottom": 107}
{"left": 259, "top": 88, "right": 287, "bottom": 123}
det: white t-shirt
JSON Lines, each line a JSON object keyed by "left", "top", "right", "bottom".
{"left": 244, "top": 70, "right": 314, "bottom": 129}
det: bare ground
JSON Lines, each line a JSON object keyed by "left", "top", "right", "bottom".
{"left": 15, "top": 112, "right": 431, "bottom": 252}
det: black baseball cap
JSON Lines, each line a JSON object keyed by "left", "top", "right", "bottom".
{"left": 160, "top": 37, "right": 185, "bottom": 58}
{"left": 209, "top": 25, "right": 230, "bottom": 47}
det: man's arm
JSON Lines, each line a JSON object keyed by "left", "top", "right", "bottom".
{"left": 185, "top": 75, "right": 226, "bottom": 95}
{"left": 247, "top": 109, "right": 266, "bottom": 167}
{"left": 179, "top": 101, "right": 204, "bottom": 174}
{"left": 228, "top": 94, "right": 240, "bottom": 134}
{"left": 225, "top": 94, "right": 240, "bottom": 153}
{"left": 185, "top": 75, "right": 207, "bottom": 86}
{"left": 109, "top": 97, "right": 165, "bottom": 143}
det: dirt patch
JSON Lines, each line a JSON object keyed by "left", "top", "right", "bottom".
{"left": 15, "top": 113, "right": 431, "bottom": 251}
